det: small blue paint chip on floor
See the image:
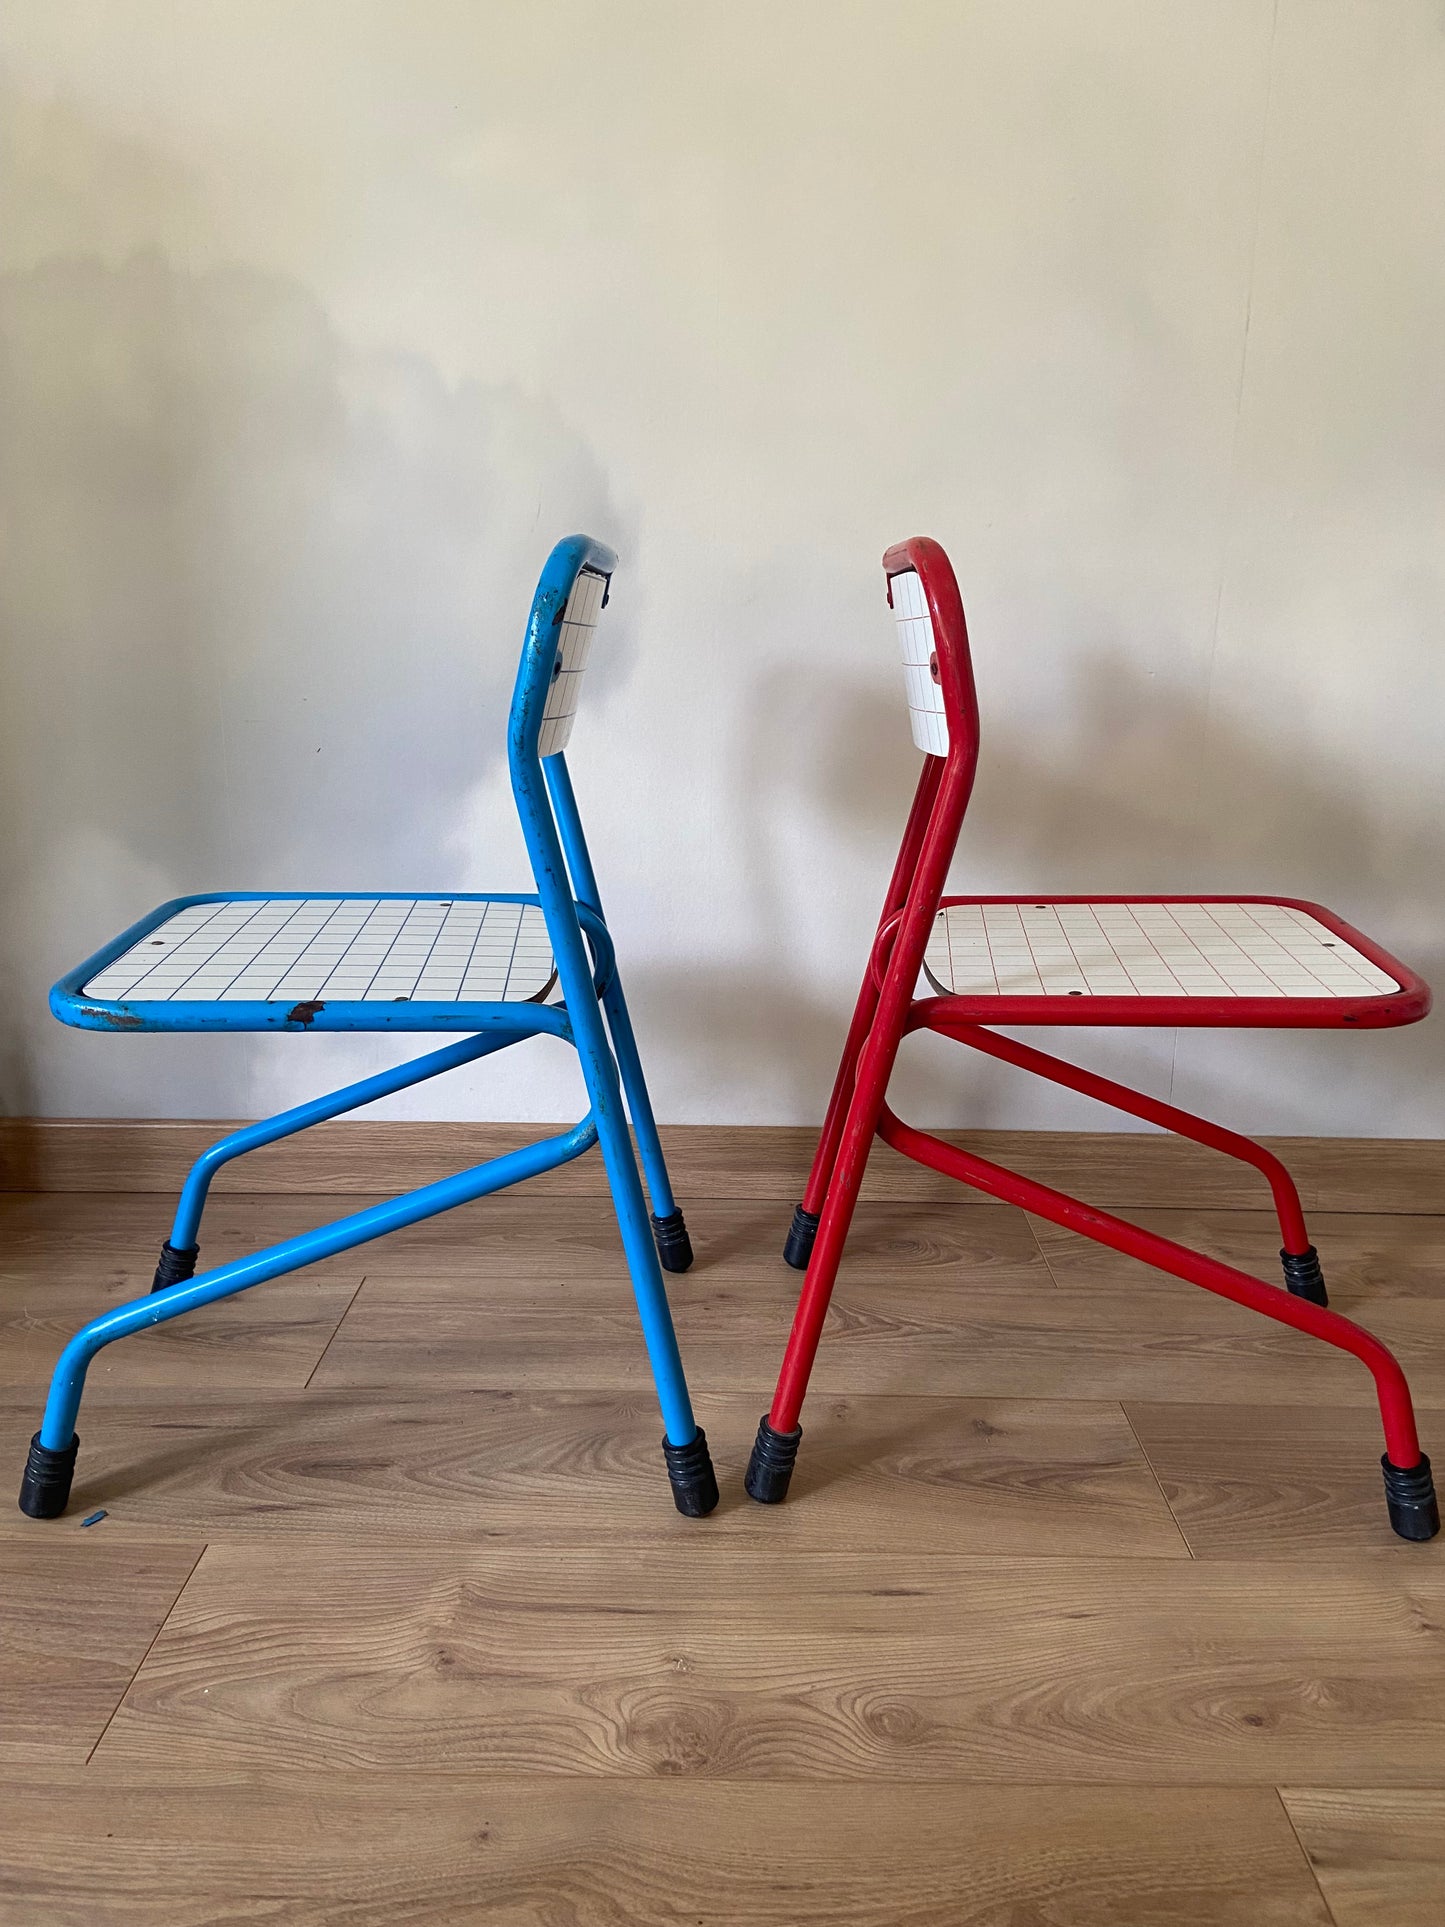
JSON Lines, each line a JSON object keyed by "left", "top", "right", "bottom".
{"left": 80, "top": 1510, "right": 107, "bottom": 1528}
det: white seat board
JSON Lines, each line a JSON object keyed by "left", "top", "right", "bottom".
{"left": 81, "top": 898, "right": 556, "bottom": 1006}
{"left": 923, "top": 900, "right": 1400, "bottom": 999}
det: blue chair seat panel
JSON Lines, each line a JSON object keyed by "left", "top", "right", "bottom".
{"left": 52, "top": 891, "right": 573, "bottom": 1033}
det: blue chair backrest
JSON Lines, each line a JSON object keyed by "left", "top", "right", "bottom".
{"left": 506, "top": 534, "right": 620, "bottom": 1003}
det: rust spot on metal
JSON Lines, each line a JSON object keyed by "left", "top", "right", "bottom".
{"left": 82, "top": 1007, "right": 145, "bottom": 1029}
{"left": 286, "top": 1000, "right": 326, "bottom": 1026}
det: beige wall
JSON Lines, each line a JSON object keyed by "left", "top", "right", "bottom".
{"left": 2, "top": 1, "right": 1442, "bottom": 1134}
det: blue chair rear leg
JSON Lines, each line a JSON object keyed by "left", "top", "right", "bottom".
{"left": 24, "top": 534, "right": 716, "bottom": 1522}
{"left": 545, "top": 754, "right": 693, "bottom": 1273}
{"left": 606, "top": 975, "right": 693, "bottom": 1272}
{"left": 149, "top": 1031, "right": 524, "bottom": 1293}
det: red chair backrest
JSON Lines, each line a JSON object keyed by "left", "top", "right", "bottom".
{"left": 873, "top": 539, "right": 983, "bottom": 989}
{"left": 883, "top": 536, "right": 980, "bottom": 781}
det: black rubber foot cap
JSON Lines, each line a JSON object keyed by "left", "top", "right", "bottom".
{"left": 651, "top": 1210, "right": 694, "bottom": 1274}
{"left": 1280, "top": 1245, "right": 1328, "bottom": 1307}
{"left": 1383, "top": 1454, "right": 1440, "bottom": 1541}
{"left": 19, "top": 1431, "right": 79, "bottom": 1520}
{"left": 151, "top": 1240, "right": 199, "bottom": 1294}
{"left": 783, "top": 1205, "right": 820, "bottom": 1271}
{"left": 663, "top": 1428, "right": 719, "bottom": 1517}
{"left": 745, "top": 1415, "right": 802, "bottom": 1504}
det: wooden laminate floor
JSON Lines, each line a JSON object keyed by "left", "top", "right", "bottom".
{"left": 4, "top": 1147, "right": 1445, "bottom": 1923}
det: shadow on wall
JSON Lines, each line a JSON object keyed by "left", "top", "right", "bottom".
{"left": 0, "top": 246, "right": 630, "bottom": 1115}
{"left": 635, "top": 623, "right": 1445, "bottom": 1134}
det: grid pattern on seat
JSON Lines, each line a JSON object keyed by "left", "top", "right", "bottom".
{"left": 80, "top": 899, "right": 556, "bottom": 1006}
{"left": 923, "top": 901, "right": 1400, "bottom": 1000}
{"left": 537, "top": 567, "right": 607, "bottom": 758}
{"left": 890, "top": 567, "right": 948, "bottom": 757}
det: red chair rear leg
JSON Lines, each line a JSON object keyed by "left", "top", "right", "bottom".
{"left": 938, "top": 1019, "right": 1328, "bottom": 1305}
{"left": 877, "top": 1101, "right": 1439, "bottom": 1542}
{"left": 786, "top": 759, "right": 945, "bottom": 1269}
{"left": 785, "top": 985, "right": 877, "bottom": 1268}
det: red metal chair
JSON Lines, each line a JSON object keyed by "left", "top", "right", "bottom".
{"left": 745, "top": 536, "right": 1439, "bottom": 1542}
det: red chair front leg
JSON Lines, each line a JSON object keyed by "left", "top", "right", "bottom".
{"left": 745, "top": 1019, "right": 899, "bottom": 1502}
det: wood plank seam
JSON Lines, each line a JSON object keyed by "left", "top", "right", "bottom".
{"left": 1273, "top": 1786, "right": 1344, "bottom": 1927}
{"left": 83, "top": 1543, "right": 208, "bottom": 1766}
{"left": 1024, "top": 1210, "right": 1066, "bottom": 1287}
{"left": 301, "top": 1275, "right": 370, "bottom": 1391}
{"left": 1119, "top": 1403, "right": 1198, "bottom": 1559}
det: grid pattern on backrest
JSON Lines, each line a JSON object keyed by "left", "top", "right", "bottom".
{"left": 537, "top": 567, "right": 607, "bottom": 758}
{"left": 891, "top": 568, "right": 948, "bottom": 756}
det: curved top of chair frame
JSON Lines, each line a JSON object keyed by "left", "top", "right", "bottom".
{"left": 882, "top": 535, "right": 980, "bottom": 782}
{"left": 509, "top": 533, "right": 618, "bottom": 767}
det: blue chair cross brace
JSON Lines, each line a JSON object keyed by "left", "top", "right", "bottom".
{"left": 21, "top": 535, "right": 719, "bottom": 1521}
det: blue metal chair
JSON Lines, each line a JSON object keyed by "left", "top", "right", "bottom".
{"left": 20, "top": 534, "right": 718, "bottom": 1521}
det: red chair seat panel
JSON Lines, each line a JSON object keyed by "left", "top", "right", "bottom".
{"left": 919, "top": 895, "right": 1428, "bottom": 1029}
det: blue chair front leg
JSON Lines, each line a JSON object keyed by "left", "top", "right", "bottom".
{"left": 529, "top": 786, "right": 714, "bottom": 1514}
{"left": 580, "top": 1045, "right": 717, "bottom": 1517}
{"left": 17, "top": 1110, "right": 601, "bottom": 1520}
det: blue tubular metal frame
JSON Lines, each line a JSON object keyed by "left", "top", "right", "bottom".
{"left": 545, "top": 756, "right": 677, "bottom": 1222}
{"left": 508, "top": 543, "right": 696, "bottom": 1448}
{"left": 23, "top": 534, "right": 715, "bottom": 1520}
{"left": 49, "top": 894, "right": 618, "bottom": 1034}
{"left": 40, "top": 1111, "right": 599, "bottom": 1451}
{"left": 168, "top": 1029, "right": 537, "bottom": 1253}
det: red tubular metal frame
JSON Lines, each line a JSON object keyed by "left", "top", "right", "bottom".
{"left": 750, "top": 535, "right": 1437, "bottom": 1540}
{"left": 873, "top": 1102, "right": 1419, "bottom": 1467}
{"left": 915, "top": 896, "right": 1429, "bottom": 1030}
{"left": 926, "top": 1019, "right": 1312, "bottom": 1253}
